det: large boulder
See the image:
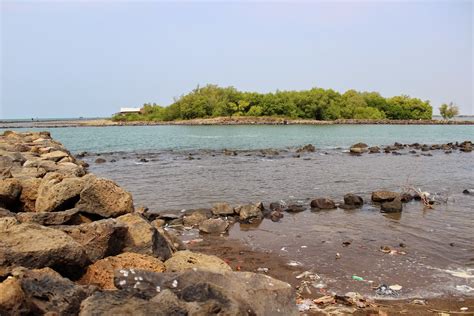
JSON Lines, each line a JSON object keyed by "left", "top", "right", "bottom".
{"left": 16, "top": 208, "right": 81, "bottom": 226}
{"left": 18, "top": 178, "right": 41, "bottom": 212}
{"left": 113, "top": 269, "right": 298, "bottom": 316}
{"left": 211, "top": 202, "right": 234, "bottom": 216}
{"left": 77, "top": 177, "right": 134, "bottom": 218}
{"left": 116, "top": 213, "right": 173, "bottom": 261}
{"left": 35, "top": 176, "right": 85, "bottom": 212}
{"left": 350, "top": 143, "right": 368, "bottom": 154}
{"left": 310, "top": 198, "right": 336, "bottom": 210}
{"left": 199, "top": 218, "right": 229, "bottom": 234}
{"left": 59, "top": 219, "right": 128, "bottom": 262}
{"left": 0, "top": 178, "right": 22, "bottom": 209}
{"left": 9, "top": 267, "right": 93, "bottom": 315}
{"left": 372, "top": 191, "right": 400, "bottom": 203}
{"left": 0, "top": 219, "right": 88, "bottom": 277}
{"left": 79, "top": 252, "right": 166, "bottom": 289}
{"left": 164, "top": 250, "right": 231, "bottom": 273}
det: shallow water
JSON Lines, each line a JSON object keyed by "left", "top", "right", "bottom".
{"left": 2, "top": 124, "right": 473, "bottom": 153}
{"left": 85, "top": 146, "right": 474, "bottom": 299}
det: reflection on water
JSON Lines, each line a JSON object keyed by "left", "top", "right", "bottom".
{"left": 87, "top": 149, "right": 474, "bottom": 298}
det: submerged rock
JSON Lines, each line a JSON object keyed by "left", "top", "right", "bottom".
{"left": 310, "top": 198, "right": 336, "bottom": 210}
{"left": 380, "top": 198, "right": 403, "bottom": 213}
{"left": 340, "top": 193, "right": 364, "bottom": 209}
{"left": 296, "top": 144, "right": 316, "bottom": 153}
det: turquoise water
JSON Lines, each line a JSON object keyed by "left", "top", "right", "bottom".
{"left": 3, "top": 125, "right": 473, "bottom": 153}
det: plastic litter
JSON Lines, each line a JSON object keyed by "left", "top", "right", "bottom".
{"left": 287, "top": 260, "right": 303, "bottom": 267}
{"left": 412, "top": 299, "right": 426, "bottom": 305}
{"left": 389, "top": 284, "right": 402, "bottom": 291}
{"left": 352, "top": 275, "right": 364, "bottom": 281}
{"left": 257, "top": 267, "right": 269, "bottom": 273}
{"left": 456, "top": 285, "right": 474, "bottom": 293}
{"left": 375, "top": 284, "right": 400, "bottom": 296}
{"left": 460, "top": 307, "right": 469, "bottom": 311}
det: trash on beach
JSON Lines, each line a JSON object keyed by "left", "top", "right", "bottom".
{"left": 296, "top": 271, "right": 320, "bottom": 280}
{"left": 182, "top": 238, "right": 203, "bottom": 244}
{"left": 351, "top": 275, "right": 364, "bottom": 281}
{"left": 380, "top": 245, "right": 406, "bottom": 255}
{"left": 335, "top": 252, "right": 341, "bottom": 259}
{"left": 444, "top": 269, "right": 474, "bottom": 279}
{"left": 313, "top": 295, "right": 336, "bottom": 305}
{"left": 312, "top": 282, "right": 327, "bottom": 289}
{"left": 287, "top": 260, "right": 303, "bottom": 267}
{"left": 456, "top": 285, "right": 474, "bottom": 293}
{"left": 412, "top": 299, "right": 427, "bottom": 305}
{"left": 460, "top": 307, "right": 469, "bottom": 311}
{"left": 389, "top": 284, "right": 402, "bottom": 291}
{"left": 375, "top": 284, "right": 400, "bottom": 296}
{"left": 257, "top": 267, "right": 269, "bottom": 273}
{"left": 296, "top": 298, "right": 315, "bottom": 312}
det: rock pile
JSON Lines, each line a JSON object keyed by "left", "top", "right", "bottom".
{"left": 0, "top": 131, "right": 297, "bottom": 315}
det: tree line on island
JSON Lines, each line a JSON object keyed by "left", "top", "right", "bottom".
{"left": 113, "top": 84, "right": 459, "bottom": 121}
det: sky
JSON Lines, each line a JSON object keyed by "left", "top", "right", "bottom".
{"left": 0, "top": 0, "right": 473, "bottom": 119}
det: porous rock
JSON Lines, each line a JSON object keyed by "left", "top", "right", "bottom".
{"left": 79, "top": 252, "right": 165, "bottom": 289}
{"left": 164, "top": 250, "right": 231, "bottom": 273}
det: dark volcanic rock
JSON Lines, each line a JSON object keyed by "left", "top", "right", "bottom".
{"left": 340, "top": 193, "right": 364, "bottom": 209}
{"left": 296, "top": 144, "right": 316, "bottom": 153}
{"left": 371, "top": 191, "right": 400, "bottom": 203}
{"left": 59, "top": 219, "right": 128, "bottom": 262}
{"left": 12, "top": 267, "right": 93, "bottom": 315}
{"left": 0, "top": 220, "right": 88, "bottom": 277}
{"left": 310, "top": 198, "right": 336, "bottom": 210}
{"left": 94, "top": 158, "right": 106, "bottom": 164}
{"left": 112, "top": 269, "right": 298, "bottom": 316}
{"left": 16, "top": 209, "right": 81, "bottom": 225}
{"left": 380, "top": 198, "right": 403, "bottom": 213}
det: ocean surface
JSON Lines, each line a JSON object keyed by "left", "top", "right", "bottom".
{"left": 2, "top": 124, "right": 473, "bottom": 153}
{"left": 2, "top": 124, "right": 474, "bottom": 298}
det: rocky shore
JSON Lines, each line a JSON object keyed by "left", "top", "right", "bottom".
{"left": 1, "top": 116, "right": 474, "bottom": 128}
{"left": 1, "top": 131, "right": 473, "bottom": 315}
{"left": 0, "top": 131, "right": 298, "bottom": 315}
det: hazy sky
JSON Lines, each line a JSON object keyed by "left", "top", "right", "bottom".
{"left": 1, "top": 0, "right": 473, "bottom": 119}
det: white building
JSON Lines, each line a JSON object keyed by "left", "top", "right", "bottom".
{"left": 119, "top": 107, "right": 141, "bottom": 114}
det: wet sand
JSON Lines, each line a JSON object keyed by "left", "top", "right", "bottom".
{"left": 189, "top": 235, "right": 474, "bottom": 315}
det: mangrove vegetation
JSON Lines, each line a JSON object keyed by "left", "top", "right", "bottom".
{"left": 112, "top": 85, "right": 433, "bottom": 122}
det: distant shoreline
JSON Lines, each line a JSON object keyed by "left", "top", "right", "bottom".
{"left": 1, "top": 116, "right": 474, "bottom": 128}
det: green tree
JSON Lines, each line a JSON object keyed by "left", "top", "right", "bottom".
{"left": 439, "top": 102, "right": 459, "bottom": 119}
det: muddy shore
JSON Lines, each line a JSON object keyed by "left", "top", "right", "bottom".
{"left": 1, "top": 116, "right": 474, "bottom": 128}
